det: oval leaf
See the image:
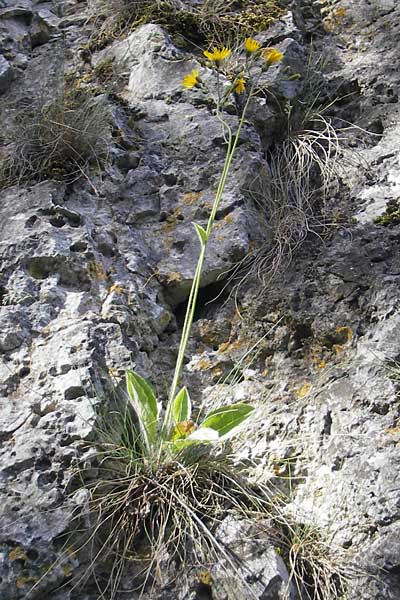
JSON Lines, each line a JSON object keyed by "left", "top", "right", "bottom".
{"left": 187, "top": 426, "right": 219, "bottom": 442}
{"left": 126, "top": 370, "right": 159, "bottom": 448}
{"left": 171, "top": 426, "right": 219, "bottom": 453}
{"left": 200, "top": 403, "right": 254, "bottom": 437}
{"left": 193, "top": 222, "right": 208, "bottom": 246}
{"left": 172, "top": 387, "right": 191, "bottom": 424}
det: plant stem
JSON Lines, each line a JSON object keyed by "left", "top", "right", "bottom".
{"left": 163, "top": 89, "right": 254, "bottom": 434}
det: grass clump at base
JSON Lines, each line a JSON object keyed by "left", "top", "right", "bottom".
{"left": 0, "top": 87, "right": 111, "bottom": 190}
{"left": 72, "top": 401, "right": 268, "bottom": 597}
{"left": 88, "top": 0, "right": 287, "bottom": 51}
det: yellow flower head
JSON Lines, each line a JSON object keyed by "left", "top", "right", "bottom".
{"left": 182, "top": 69, "right": 200, "bottom": 89}
{"left": 233, "top": 77, "right": 245, "bottom": 94}
{"left": 203, "top": 47, "right": 231, "bottom": 65}
{"left": 244, "top": 37, "right": 261, "bottom": 54}
{"left": 262, "top": 48, "right": 284, "bottom": 65}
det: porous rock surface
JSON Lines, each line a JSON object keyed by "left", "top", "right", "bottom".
{"left": 0, "top": 0, "right": 399, "bottom": 598}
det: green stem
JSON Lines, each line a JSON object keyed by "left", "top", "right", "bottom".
{"left": 162, "top": 88, "right": 254, "bottom": 435}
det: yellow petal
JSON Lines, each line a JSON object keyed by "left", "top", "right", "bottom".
{"left": 244, "top": 37, "right": 261, "bottom": 53}
{"left": 234, "top": 77, "right": 245, "bottom": 94}
{"left": 262, "top": 48, "right": 284, "bottom": 65}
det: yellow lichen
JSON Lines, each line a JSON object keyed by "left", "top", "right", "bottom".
{"left": 88, "top": 261, "right": 107, "bottom": 281}
{"left": 166, "top": 271, "right": 183, "bottom": 283}
{"left": 199, "top": 570, "right": 213, "bottom": 585}
{"left": 332, "top": 326, "right": 353, "bottom": 354}
{"left": 218, "top": 336, "right": 249, "bottom": 354}
{"left": 295, "top": 382, "right": 312, "bottom": 398}
{"left": 182, "top": 191, "right": 201, "bottom": 205}
{"left": 214, "top": 213, "right": 234, "bottom": 230}
{"left": 9, "top": 547, "right": 28, "bottom": 562}
{"left": 335, "top": 326, "right": 353, "bottom": 342}
{"left": 108, "top": 283, "right": 124, "bottom": 294}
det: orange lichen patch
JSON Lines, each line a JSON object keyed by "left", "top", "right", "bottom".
{"left": 323, "top": 5, "right": 347, "bottom": 32}
{"left": 108, "top": 283, "right": 124, "bottom": 294}
{"left": 214, "top": 213, "right": 234, "bottom": 230}
{"left": 211, "top": 365, "right": 223, "bottom": 378}
{"left": 335, "top": 326, "right": 353, "bottom": 342}
{"left": 294, "top": 382, "right": 312, "bottom": 398}
{"left": 195, "top": 357, "right": 214, "bottom": 371}
{"left": 218, "top": 341, "right": 231, "bottom": 353}
{"left": 166, "top": 271, "right": 183, "bottom": 284}
{"left": 199, "top": 570, "right": 213, "bottom": 585}
{"left": 218, "top": 336, "right": 249, "bottom": 354}
{"left": 182, "top": 191, "right": 201, "bottom": 205}
{"left": 9, "top": 547, "right": 28, "bottom": 562}
{"left": 88, "top": 260, "right": 107, "bottom": 281}
{"left": 16, "top": 575, "right": 37, "bottom": 589}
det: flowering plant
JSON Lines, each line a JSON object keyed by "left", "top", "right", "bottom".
{"left": 125, "top": 39, "right": 284, "bottom": 455}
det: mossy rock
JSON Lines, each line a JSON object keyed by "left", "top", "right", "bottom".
{"left": 374, "top": 198, "right": 400, "bottom": 226}
{"left": 90, "top": 0, "right": 287, "bottom": 51}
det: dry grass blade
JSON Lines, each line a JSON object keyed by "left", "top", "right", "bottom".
{"left": 226, "top": 108, "right": 342, "bottom": 298}
{"left": 0, "top": 93, "right": 111, "bottom": 189}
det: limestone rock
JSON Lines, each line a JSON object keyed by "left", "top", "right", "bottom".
{"left": 30, "top": 8, "right": 60, "bottom": 47}
{"left": 0, "top": 54, "right": 11, "bottom": 92}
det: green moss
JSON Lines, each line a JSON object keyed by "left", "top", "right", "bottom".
{"left": 374, "top": 198, "right": 400, "bottom": 226}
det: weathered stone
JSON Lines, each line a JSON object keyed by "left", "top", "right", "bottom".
{"left": 212, "top": 517, "right": 297, "bottom": 600}
{"left": 30, "top": 8, "right": 60, "bottom": 47}
{"left": 0, "top": 54, "right": 11, "bottom": 92}
{"left": 0, "top": 1, "right": 32, "bottom": 22}
{"left": 0, "top": 0, "right": 400, "bottom": 599}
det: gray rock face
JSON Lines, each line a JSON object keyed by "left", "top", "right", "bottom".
{"left": 0, "top": 0, "right": 400, "bottom": 598}
{"left": 0, "top": 54, "right": 11, "bottom": 92}
{"left": 30, "top": 8, "right": 60, "bottom": 47}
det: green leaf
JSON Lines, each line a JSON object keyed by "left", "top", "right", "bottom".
{"left": 172, "top": 387, "right": 191, "bottom": 424}
{"left": 193, "top": 222, "right": 208, "bottom": 246}
{"left": 126, "top": 370, "right": 159, "bottom": 448}
{"left": 187, "top": 427, "right": 219, "bottom": 441}
{"left": 200, "top": 403, "right": 254, "bottom": 437}
{"left": 170, "top": 427, "right": 218, "bottom": 452}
